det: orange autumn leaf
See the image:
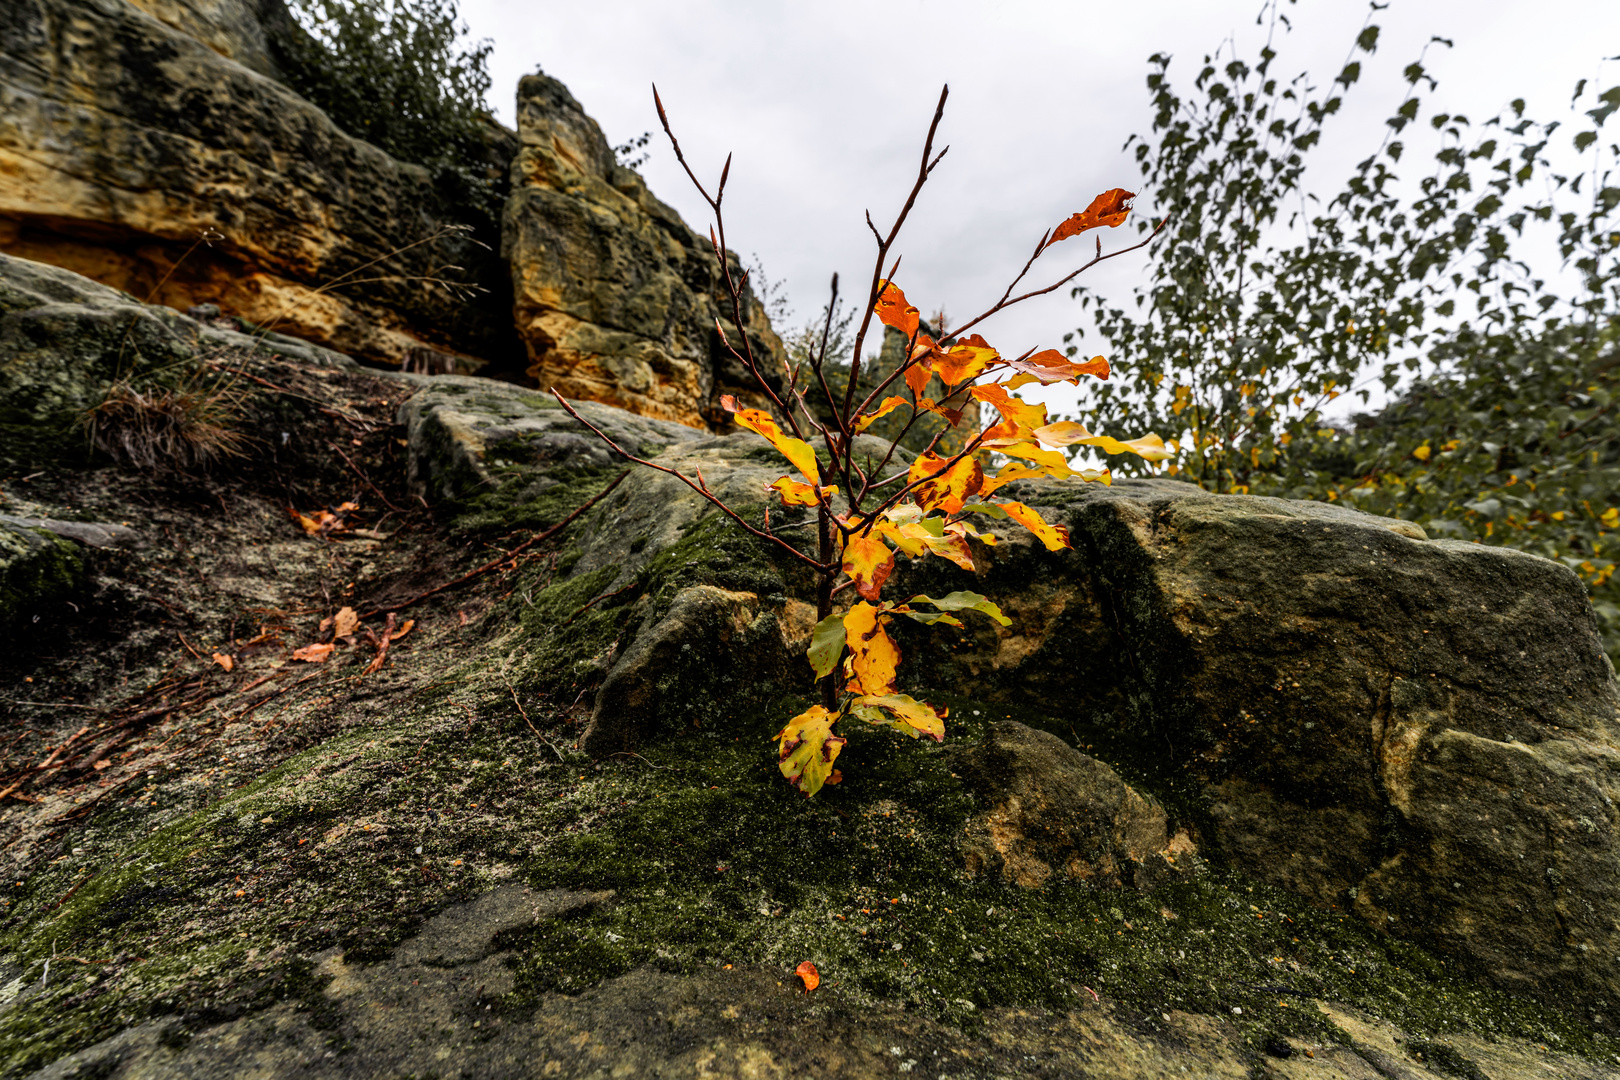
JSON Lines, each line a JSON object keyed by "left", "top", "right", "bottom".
{"left": 908, "top": 452, "right": 984, "bottom": 515}
{"left": 874, "top": 280, "right": 920, "bottom": 337}
{"left": 918, "top": 524, "right": 976, "bottom": 570}
{"left": 211, "top": 652, "right": 234, "bottom": 672}
{"left": 998, "top": 500, "right": 1071, "bottom": 551}
{"left": 290, "top": 501, "right": 360, "bottom": 538}
{"left": 931, "top": 334, "right": 1000, "bottom": 387}
{"left": 972, "top": 383, "right": 1049, "bottom": 439}
{"left": 721, "top": 396, "right": 821, "bottom": 485}
{"left": 796, "top": 960, "right": 821, "bottom": 992}
{"left": 1047, "top": 188, "right": 1135, "bottom": 248}
{"left": 333, "top": 606, "right": 360, "bottom": 639}
{"left": 1000, "top": 349, "right": 1111, "bottom": 385}
{"left": 841, "top": 528, "right": 895, "bottom": 602}
{"left": 844, "top": 601, "right": 899, "bottom": 695}
{"left": 291, "top": 642, "right": 334, "bottom": 663}
{"left": 389, "top": 619, "right": 416, "bottom": 643}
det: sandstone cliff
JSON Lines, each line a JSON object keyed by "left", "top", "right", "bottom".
{"left": 0, "top": 0, "right": 520, "bottom": 372}
{"left": 503, "top": 73, "right": 788, "bottom": 429}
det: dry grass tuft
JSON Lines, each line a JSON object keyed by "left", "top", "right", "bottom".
{"left": 85, "top": 367, "right": 252, "bottom": 471}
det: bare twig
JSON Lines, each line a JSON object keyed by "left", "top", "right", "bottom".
{"left": 550, "top": 392, "right": 827, "bottom": 571}
{"left": 507, "top": 681, "right": 565, "bottom": 761}
{"left": 360, "top": 470, "right": 631, "bottom": 618}
{"left": 329, "top": 443, "right": 405, "bottom": 514}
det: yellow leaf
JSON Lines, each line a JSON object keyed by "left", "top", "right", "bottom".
{"left": 1029, "top": 422, "right": 1173, "bottom": 462}
{"left": 909, "top": 452, "right": 984, "bottom": 514}
{"left": 1603, "top": 507, "right": 1619, "bottom": 529}
{"left": 844, "top": 601, "right": 899, "bottom": 696}
{"left": 769, "top": 476, "right": 836, "bottom": 506}
{"left": 854, "top": 396, "right": 911, "bottom": 433}
{"left": 720, "top": 396, "right": 821, "bottom": 485}
{"left": 997, "top": 500, "right": 1071, "bottom": 551}
{"left": 774, "top": 705, "right": 846, "bottom": 797}
{"left": 841, "top": 528, "right": 895, "bottom": 602}
{"left": 851, "top": 693, "right": 946, "bottom": 741}
{"left": 1412, "top": 444, "right": 1432, "bottom": 462}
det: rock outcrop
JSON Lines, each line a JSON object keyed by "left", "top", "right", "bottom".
{"left": 404, "top": 386, "right": 1620, "bottom": 1016}
{"left": 503, "top": 74, "right": 788, "bottom": 429}
{"left": 957, "top": 721, "right": 1196, "bottom": 889}
{"left": 0, "top": 0, "right": 520, "bottom": 371}
{"left": 1, "top": 259, "right": 1614, "bottom": 1074}
{"left": 0, "top": 252, "right": 352, "bottom": 469}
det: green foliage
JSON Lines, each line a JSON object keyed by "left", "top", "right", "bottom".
{"left": 269, "top": 0, "right": 503, "bottom": 228}
{"left": 1072, "top": 5, "right": 1620, "bottom": 657}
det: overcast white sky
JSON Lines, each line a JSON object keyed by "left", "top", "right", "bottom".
{"left": 457, "top": 0, "right": 1619, "bottom": 419}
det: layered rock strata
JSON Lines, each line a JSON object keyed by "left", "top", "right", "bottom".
{"left": 0, "top": 0, "right": 519, "bottom": 371}
{"left": 503, "top": 74, "right": 788, "bottom": 429}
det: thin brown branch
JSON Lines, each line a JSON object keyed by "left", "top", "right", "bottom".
{"left": 845, "top": 86, "right": 951, "bottom": 419}
{"left": 328, "top": 442, "right": 406, "bottom": 514}
{"left": 945, "top": 216, "right": 1168, "bottom": 343}
{"left": 359, "top": 469, "right": 631, "bottom": 618}
{"left": 551, "top": 392, "right": 829, "bottom": 571}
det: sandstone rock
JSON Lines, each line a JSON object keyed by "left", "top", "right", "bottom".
{"left": 934, "top": 477, "right": 1620, "bottom": 1012}
{"left": 398, "top": 376, "right": 705, "bottom": 507}
{"left": 584, "top": 585, "right": 817, "bottom": 756}
{"left": 0, "top": 519, "right": 83, "bottom": 639}
{"left": 122, "top": 0, "right": 288, "bottom": 78}
{"left": 0, "top": 253, "right": 360, "bottom": 469}
{"left": 398, "top": 388, "right": 1620, "bottom": 1014}
{"left": 503, "top": 74, "right": 788, "bottom": 429}
{"left": 0, "top": 0, "right": 519, "bottom": 371}
{"left": 956, "top": 720, "right": 1197, "bottom": 889}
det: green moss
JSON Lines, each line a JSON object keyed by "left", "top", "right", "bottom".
{"left": 480, "top": 701, "right": 1616, "bottom": 1061}
{"left": 0, "top": 525, "right": 84, "bottom": 633}
{"left": 451, "top": 462, "right": 624, "bottom": 535}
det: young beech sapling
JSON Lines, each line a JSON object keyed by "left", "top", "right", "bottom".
{"left": 554, "top": 84, "right": 1169, "bottom": 795}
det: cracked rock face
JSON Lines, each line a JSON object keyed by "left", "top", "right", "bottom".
{"left": 0, "top": 0, "right": 518, "bottom": 370}
{"left": 955, "top": 721, "right": 1198, "bottom": 890}
{"left": 502, "top": 74, "right": 788, "bottom": 430}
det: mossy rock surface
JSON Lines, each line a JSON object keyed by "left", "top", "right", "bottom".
{"left": 0, "top": 338, "right": 1616, "bottom": 1077}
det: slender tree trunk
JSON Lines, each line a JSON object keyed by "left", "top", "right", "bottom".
{"left": 816, "top": 505, "right": 838, "bottom": 710}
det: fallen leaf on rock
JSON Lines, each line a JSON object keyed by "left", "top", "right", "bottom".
{"left": 333, "top": 606, "right": 360, "bottom": 638}
{"left": 93, "top": 760, "right": 110, "bottom": 771}
{"left": 211, "top": 653, "right": 234, "bottom": 672}
{"left": 291, "top": 643, "right": 334, "bottom": 663}
{"left": 289, "top": 501, "right": 360, "bottom": 538}
{"left": 388, "top": 618, "right": 415, "bottom": 643}
{"left": 796, "top": 961, "right": 820, "bottom": 992}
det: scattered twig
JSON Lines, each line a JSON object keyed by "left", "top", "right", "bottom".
{"left": 176, "top": 633, "right": 206, "bottom": 662}
{"left": 506, "top": 682, "right": 565, "bottom": 761}
{"left": 0, "top": 701, "right": 105, "bottom": 712}
{"left": 564, "top": 582, "right": 641, "bottom": 626}
{"left": 329, "top": 442, "right": 406, "bottom": 514}
{"left": 363, "top": 613, "right": 397, "bottom": 676}
{"left": 50, "top": 872, "right": 95, "bottom": 910}
{"left": 609, "top": 751, "right": 680, "bottom": 772}
{"left": 0, "top": 727, "right": 89, "bottom": 803}
{"left": 360, "top": 470, "right": 631, "bottom": 618}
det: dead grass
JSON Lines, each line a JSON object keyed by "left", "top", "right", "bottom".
{"left": 84, "top": 363, "right": 253, "bottom": 471}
